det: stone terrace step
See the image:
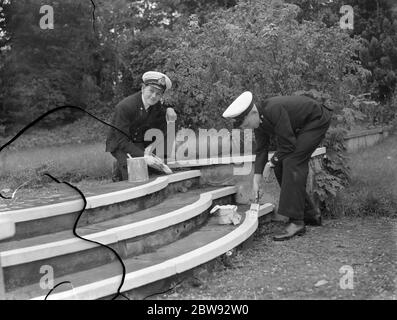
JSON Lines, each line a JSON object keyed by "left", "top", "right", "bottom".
{"left": 1, "top": 186, "right": 237, "bottom": 291}
{"left": 0, "top": 171, "right": 201, "bottom": 240}
{"left": 6, "top": 209, "right": 260, "bottom": 300}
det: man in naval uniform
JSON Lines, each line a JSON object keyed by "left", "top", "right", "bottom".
{"left": 223, "top": 92, "right": 332, "bottom": 241}
{"left": 106, "top": 71, "right": 177, "bottom": 181}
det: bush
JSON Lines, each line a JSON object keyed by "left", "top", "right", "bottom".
{"left": 155, "top": 0, "right": 369, "bottom": 129}
{"left": 313, "top": 127, "right": 351, "bottom": 217}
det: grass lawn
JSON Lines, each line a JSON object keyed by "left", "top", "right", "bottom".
{"left": 335, "top": 136, "right": 397, "bottom": 217}
{"left": 0, "top": 143, "right": 114, "bottom": 190}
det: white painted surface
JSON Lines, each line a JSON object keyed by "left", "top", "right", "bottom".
{"left": 168, "top": 147, "right": 326, "bottom": 167}
{"left": 0, "top": 219, "right": 15, "bottom": 241}
{"left": 257, "top": 203, "right": 275, "bottom": 218}
{"left": 1, "top": 186, "right": 237, "bottom": 267}
{"left": 0, "top": 171, "right": 201, "bottom": 223}
{"left": 33, "top": 209, "right": 260, "bottom": 300}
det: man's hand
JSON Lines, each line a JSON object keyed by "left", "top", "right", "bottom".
{"left": 144, "top": 144, "right": 154, "bottom": 155}
{"left": 166, "top": 107, "right": 177, "bottom": 122}
{"left": 252, "top": 173, "right": 262, "bottom": 201}
{"left": 263, "top": 161, "right": 274, "bottom": 181}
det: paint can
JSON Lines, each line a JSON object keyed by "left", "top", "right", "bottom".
{"left": 127, "top": 156, "right": 149, "bottom": 183}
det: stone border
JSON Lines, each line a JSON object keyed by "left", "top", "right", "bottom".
{"left": 33, "top": 206, "right": 271, "bottom": 300}
{"left": 1, "top": 186, "right": 237, "bottom": 268}
{"left": 0, "top": 170, "right": 201, "bottom": 223}
{"left": 344, "top": 127, "right": 392, "bottom": 152}
{"left": 0, "top": 218, "right": 14, "bottom": 299}
{"left": 344, "top": 127, "right": 391, "bottom": 139}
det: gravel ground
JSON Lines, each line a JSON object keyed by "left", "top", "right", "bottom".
{"left": 159, "top": 216, "right": 397, "bottom": 300}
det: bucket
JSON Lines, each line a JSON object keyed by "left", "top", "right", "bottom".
{"left": 127, "top": 156, "right": 149, "bottom": 183}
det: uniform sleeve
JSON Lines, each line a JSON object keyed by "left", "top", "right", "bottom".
{"left": 254, "top": 126, "right": 270, "bottom": 174}
{"left": 112, "top": 103, "right": 145, "bottom": 157}
{"left": 268, "top": 105, "right": 296, "bottom": 165}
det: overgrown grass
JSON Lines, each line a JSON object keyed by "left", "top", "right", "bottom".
{"left": 0, "top": 143, "right": 114, "bottom": 189}
{"left": 331, "top": 136, "right": 397, "bottom": 217}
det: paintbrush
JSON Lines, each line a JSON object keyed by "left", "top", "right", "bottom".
{"left": 249, "top": 162, "right": 273, "bottom": 216}
{"left": 249, "top": 191, "right": 260, "bottom": 215}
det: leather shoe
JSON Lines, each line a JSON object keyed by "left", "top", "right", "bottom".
{"left": 273, "top": 223, "right": 306, "bottom": 241}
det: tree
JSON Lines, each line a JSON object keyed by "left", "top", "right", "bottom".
{"left": 287, "top": 0, "right": 397, "bottom": 103}
{"left": 0, "top": 0, "right": 104, "bottom": 130}
{"left": 156, "top": 0, "right": 368, "bottom": 129}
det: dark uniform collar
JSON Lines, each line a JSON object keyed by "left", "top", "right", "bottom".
{"left": 257, "top": 102, "right": 274, "bottom": 133}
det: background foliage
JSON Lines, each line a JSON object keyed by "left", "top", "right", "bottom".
{"left": 1, "top": 0, "right": 396, "bottom": 211}
{"left": 1, "top": 0, "right": 396, "bottom": 135}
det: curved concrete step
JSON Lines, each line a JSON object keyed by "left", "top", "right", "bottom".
{"left": 5, "top": 206, "right": 272, "bottom": 300}
{"left": 0, "top": 171, "right": 201, "bottom": 240}
{"left": 167, "top": 148, "right": 326, "bottom": 167}
{"left": 1, "top": 186, "right": 237, "bottom": 291}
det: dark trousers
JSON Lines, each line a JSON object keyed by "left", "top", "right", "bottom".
{"left": 273, "top": 113, "right": 331, "bottom": 222}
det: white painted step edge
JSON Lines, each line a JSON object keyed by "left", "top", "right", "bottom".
{"left": 0, "top": 186, "right": 237, "bottom": 267}
{"left": 258, "top": 203, "right": 274, "bottom": 218}
{"left": 0, "top": 219, "right": 15, "bottom": 241}
{"left": 0, "top": 170, "right": 201, "bottom": 223}
{"left": 33, "top": 207, "right": 264, "bottom": 300}
{"left": 168, "top": 147, "right": 326, "bottom": 167}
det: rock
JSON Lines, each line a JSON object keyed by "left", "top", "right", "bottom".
{"left": 314, "top": 280, "right": 328, "bottom": 287}
{"left": 188, "top": 277, "right": 203, "bottom": 288}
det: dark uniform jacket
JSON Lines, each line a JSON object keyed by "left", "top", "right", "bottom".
{"left": 105, "top": 91, "right": 168, "bottom": 157}
{"left": 254, "top": 95, "right": 331, "bottom": 174}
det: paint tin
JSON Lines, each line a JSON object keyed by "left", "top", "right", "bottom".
{"left": 127, "top": 156, "right": 149, "bottom": 183}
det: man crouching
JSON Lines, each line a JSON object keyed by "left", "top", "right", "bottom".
{"left": 106, "top": 71, "right": 177, "bottom": 181}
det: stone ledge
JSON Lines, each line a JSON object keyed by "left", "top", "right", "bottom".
{"left": 345, "top": 127, "right": 385, "bottom": 139}
{"left": 0, "top": 171, "right": 201, "bottom": 223}
{"left": 0, "top": 187, "right": 237, "bottom": 268}
{"left": 168, "top": 147, "right": 326, "bottom": 168}
{"left": 32, "top": 209, "right": 260, "bottom": 300}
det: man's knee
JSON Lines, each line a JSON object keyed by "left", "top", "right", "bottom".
{"left": 282, "top": 156, "right": 310, "bottom": 181}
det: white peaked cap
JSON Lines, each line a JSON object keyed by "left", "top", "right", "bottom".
{"left": 222, "top": 91, "right": 253, "bottom": 118}
{"left": 142, "top": 71, "right": 172, "bottom": 91}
